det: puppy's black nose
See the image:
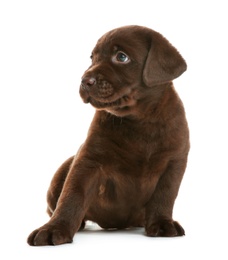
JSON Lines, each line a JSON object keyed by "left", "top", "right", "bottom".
{"left": 81, "top": 76, "right": 96, "bottom": 89}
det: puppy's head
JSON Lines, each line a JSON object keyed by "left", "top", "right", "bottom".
{"left": 80, "top": 25, "right": 186, "bottom": 117}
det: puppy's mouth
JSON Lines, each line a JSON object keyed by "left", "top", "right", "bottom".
{"left": 80, "top": 85, "right": 137, "bottom": 111}
{"left": 88, "top": 94, "right": 134, "bottom": 110}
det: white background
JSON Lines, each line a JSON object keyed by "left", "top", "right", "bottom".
{"left": 0, "top": 0, "right": 227, "bottom": 259}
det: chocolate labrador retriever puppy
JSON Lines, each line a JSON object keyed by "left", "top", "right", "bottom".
{"left": 27, "top": 25, "right": 189, "bottom": 246}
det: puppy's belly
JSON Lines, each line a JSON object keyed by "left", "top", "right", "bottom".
{"left": 85, "top": 204, "right": 145, "bottom": 229}
{"left": 85, "top": 179, "right": 148, "bottom": 229}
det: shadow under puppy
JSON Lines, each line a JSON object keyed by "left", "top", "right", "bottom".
{"left": 28, "top": 25, "right": 190, "bottom": 246}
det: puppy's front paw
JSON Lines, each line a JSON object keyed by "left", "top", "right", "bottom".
{"left": 146, "top": 219, "right": 185, "bottom": 237}
{"left": 27, "top": 223, "right": 73, "bottom": 246}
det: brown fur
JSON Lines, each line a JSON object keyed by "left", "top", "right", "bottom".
{"left": 27, "top": 25, "right": 189, "bottom": 246}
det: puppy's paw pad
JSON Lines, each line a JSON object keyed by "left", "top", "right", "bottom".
{"left": 146, "top": 219, "right": 185, "bottom": 237}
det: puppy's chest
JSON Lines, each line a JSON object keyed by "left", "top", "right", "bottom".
{"left": 92, "top": 118, "right": 173, "bottom": 199}
{"left": 104, "top": 133, "right": 159, "bottom": 170}
{"left": 116, "top": 125, "right": 169, "bottom": 160}
{"left": 98, "top": 136, "right": 162, "bottom": 188}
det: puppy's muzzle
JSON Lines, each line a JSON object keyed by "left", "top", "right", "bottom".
{"left": 80, "top": 74, "right": 114, "bottom": 101}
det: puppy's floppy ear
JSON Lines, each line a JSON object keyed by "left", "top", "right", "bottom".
{"left": 143, "top": 31, "right": 187, "bottom": 86}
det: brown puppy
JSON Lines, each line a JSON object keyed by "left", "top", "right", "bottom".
{"left": 27, "top": 25, "right": 189, "bottom": 246}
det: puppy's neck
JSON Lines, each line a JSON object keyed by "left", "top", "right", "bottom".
{"left": 129, "top": 82, "right": 178, "bottom": 121}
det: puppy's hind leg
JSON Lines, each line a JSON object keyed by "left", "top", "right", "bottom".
{"left": 47, "top": 156, "right": 74, "bottom": 217}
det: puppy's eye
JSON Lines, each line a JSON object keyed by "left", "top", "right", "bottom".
{"left": 113, "top": 51, "right": 130, "bottom": 63}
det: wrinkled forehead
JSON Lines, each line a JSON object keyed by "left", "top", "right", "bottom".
{"left": 92, "top": 27, "right": 151, "bottom": 59}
